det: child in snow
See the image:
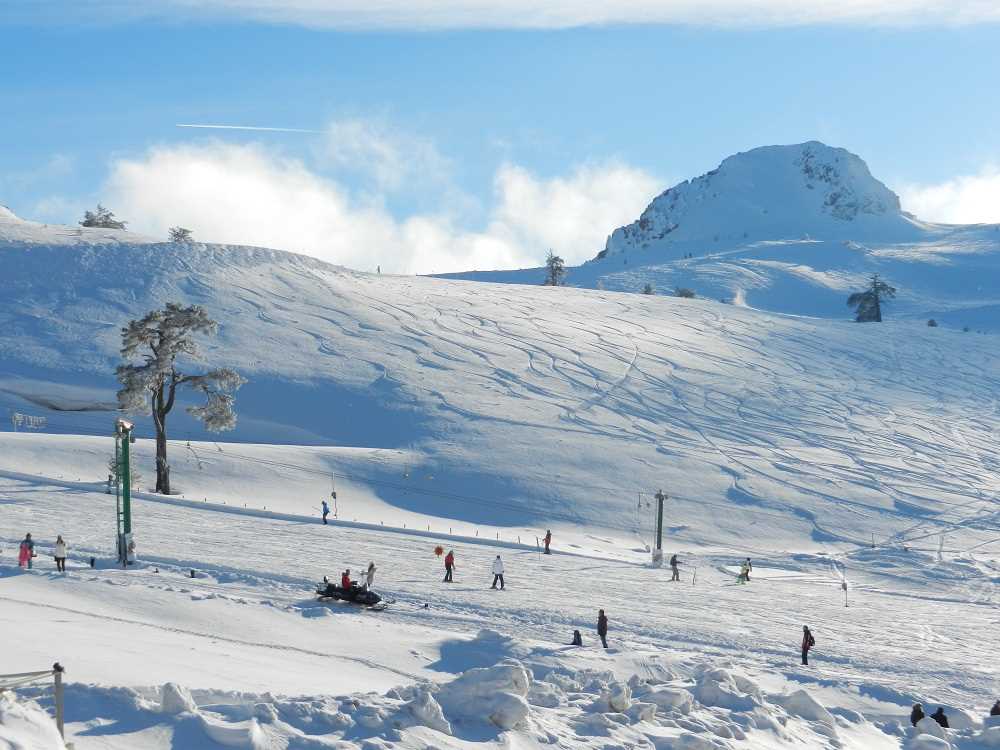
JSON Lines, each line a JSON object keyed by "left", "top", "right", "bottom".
{"left": 801, "top": 626, "right": 815, "bottom": 665}
{"left": 931, "top": 707, "right": 949, "bottom": 728}
{"left": 597, "top": 609, "right": 608, "bottom": 649}
{"left": 18, "top": 533, "right": 35, "bottom": 569}
{"left": 54, "top": 535, "right": 67, "bottom": 572}
{"left": 910, "top": 704, "right": 924, "bottom": 726}
{"left": 570, "top": 630, "right": 583, "bottom": 646}
{"left": 491, "top": 555, "right": 505, "bottom": 590}
{"left": 443, "top": 550, "right": 455, "bottom": 582}
{"left": 366, "top": 562, "right": 376, "bottom": 589}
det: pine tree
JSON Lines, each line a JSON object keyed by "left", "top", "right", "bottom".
{"left": 542, "top": 250, "right": 566, "bottom": 286}
{"left": 847, "top": 273, "right": 896, "bottom": 322}
{"left": 675, "top": 287, "right": 696, "bottom": 298}
{"left": 642, "top": 283, "right": 655, "bottom": 295}
{"left": 80, "top": 204, "right": 127, "bottom": 229}
{"left": 168, "top": 226, "right": 193, "bottom": 243}
{"left": 116, "top": 303, "right": 245, "bottom": 494}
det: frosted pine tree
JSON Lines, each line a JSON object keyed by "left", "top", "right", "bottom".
{"left": 116, "top": 303, "right": 245, "bottom": 494}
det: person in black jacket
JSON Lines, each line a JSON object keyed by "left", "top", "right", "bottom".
{"left": 931, "top": 707, "right": 949, "bottom": 728}
{"left": 597, "top": 609, "right": 608, "bottom": 649}
{"left": 991, "top": 699, "right": 1000, "bottom": 717}
{"left": 801, "top": 626, "right": 815, "bottom": 665}
{"left": 910, "top": 704, "right": 924, "bottom": 727}
{"left": 670, "top": 554, "right": 680, "bottom": 582}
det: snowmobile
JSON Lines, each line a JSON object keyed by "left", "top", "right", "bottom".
{"left": 316, "top": 578, "right": 387, "bottom": 611}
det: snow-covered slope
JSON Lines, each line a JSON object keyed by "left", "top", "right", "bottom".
{"left": 2, "top": 204, "right": 999, "bottom": 558}
{"left": 443, "top": 142, "right": 1000, "bottom": 329}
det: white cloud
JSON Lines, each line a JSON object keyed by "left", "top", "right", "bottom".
{"left": 104, "top": 129, "right": 658, "bottom": 274}
{"left": 899, "top": 168, "right": 1000, "bottom": 225}
{"left": 7, "top": 0, "right": 999, "bottom": 28}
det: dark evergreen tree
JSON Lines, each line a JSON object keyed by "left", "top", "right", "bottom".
{"left": 847, "top": 274, "right": 896, "bottom": 322}
{"left": 543, "top": 250, "right": 566, "bottom": 286}
{"left": 642, "top": 283, "right": 654, "bottom": 295}
{"left": 80, "top": 204, "right": 127, "bottom": 229}
{"left": 169, "top": 226, "right": 194, "bottom": 243}
{"left": 675, "top": 287, "right": 696, "bottom": 299}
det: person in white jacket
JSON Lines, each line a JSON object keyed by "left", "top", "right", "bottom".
{"left": 54, "top": 535, "right": 67, "bottom": 573}
{"left": 490, "top": 555, "right": 505, "bottom": 590}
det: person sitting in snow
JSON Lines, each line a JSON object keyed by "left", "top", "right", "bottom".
{"left": 570, "top": 629, "right": 583, "bottom": 646}
{"left": 991, "top": 700, "right": 1000, "bottom": 717}
{"left": 341, "top": 569, "right": 353, "bottom": 590}
{"left": 910, "top": 703, "right": 924, "bottom": 727}
{"left": 931, "top": 707, "right": 949, "bottom": 729}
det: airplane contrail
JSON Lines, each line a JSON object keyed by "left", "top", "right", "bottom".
{"left": 176, "top": 123, "right": 321, "bottom": 133}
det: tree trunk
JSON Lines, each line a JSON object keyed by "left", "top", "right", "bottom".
{"left": 152, "top": 387, "right": 171, "bottom": 494}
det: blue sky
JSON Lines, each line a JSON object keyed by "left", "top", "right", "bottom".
{"left": 2, "top": 4, "right": 999, "bottom": 272}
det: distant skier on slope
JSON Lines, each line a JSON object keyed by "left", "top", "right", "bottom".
{"left": 54, "top": 535, "right": 67, "bottom": 573}
{"left": 801, "top": 626, "right": 815, "bottom": 665}
{"left": 365, "top": 562, "right": 376, "bottom": 589}
{"left": 931, "top": 707, "right": 949, "bottom": 728}
{"left": 491, "top": 555, "right": 505, "bottom": 590}
{"left": 544, "top": 530, "right": 552, "bottom": 554}
{"left": 18, "top": 533, "right": 35, "bottom": 569}
{"left": 443, "top": 550, "right": 455, "bottom": 582}
{"left": 321, "top": 500, "right": 330, "bottom": 525}
{"left": 910, "top": 704, "right": 924, "bottom": 727}
{"left": 597, "top": 609, "right": 609, "bottom": 649}
{"left": 670, "top": 554, "right": 680, "bottom": 582}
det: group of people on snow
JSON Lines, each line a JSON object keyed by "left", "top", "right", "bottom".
{"left": 339, "top": 562, "right": 376, "bottom": 591}
{"left": 910, "top": 700, "right": 1000, "bottom": 730}
{"left": 13, "top": 533, "right": 67, "bottom": 572}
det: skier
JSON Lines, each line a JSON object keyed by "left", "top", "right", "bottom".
{"left": 801, "top": 626, "right": 815, "bottom": 665}
{"left": 54, "top": 535, "right": 67, "bottom": 573}
{"left": 18, "top": 533, "right": 35, "bottom": 569}
{"left": 543, "top": 530, "right": 552, "bottom": 554}
{"left": 744, "top": 558, "right": 753, "bottom": 581}
{"left": 491, "top": 555, "right": 505, "bottom": 590}
{"left": 321, "top": 500, "right": 330, "bottom": 525}
{"left": 365, "top": 562, "right": 376, "bottom": 589}
{"left": 931, "top": 707, "right": 949, "bottom": 729}
{"left": 443, "top": 550, "right": 455, "bottom": 582}
{"left": 670, "top": 554, "right": 680, "bottom": 582}
{"left": 570, "top": 629, "right": 583, "bottom": 646}
{"left": 597, "top": 609, "right": 609, "bottom": 649}
{"left": 991, "top": 700, "right": 1000, "bottom": 717}
{"left": 910, "top": 703, "right": 925, "bottom": 727}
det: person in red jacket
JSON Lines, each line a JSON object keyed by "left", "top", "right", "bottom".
{"left": 443, "top": 550, "right": 455, "bottom": 582}
{"left": 341, "top": 569, "right": 353, "bottom": 590}
{"left": 801, "top": 626, "right": 815, "bottom": 665}
{"left": 543, "top": 530, "right": 552, "bottom": 554}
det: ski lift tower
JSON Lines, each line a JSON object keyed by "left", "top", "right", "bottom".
{"left": 651, "top": 489, "right": 666, "bottom": 567}
{"left": 114, "top": 419, "right": 135, "bottom": 566}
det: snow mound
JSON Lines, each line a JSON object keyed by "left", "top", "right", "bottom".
{"left": 0, "top": 692, "right": 66, "bottom": 750}
{"left": 160, "top": 682, "right": 197, "bottom": 714}
{"left": 437, "top": 660, "right": 532, "bottom": 730}
{"left": 691, "top": 666, "right": 762, "bottom": 712}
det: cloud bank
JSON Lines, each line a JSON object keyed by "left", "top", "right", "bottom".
{"left": 7, "top": 0, "right": 999, "bottom": 29}
{"left": 106, "top": 124, "right": 659, "bottom": 274}
{"left": 899, "top": 169, "right": 1000, "bottom": 225}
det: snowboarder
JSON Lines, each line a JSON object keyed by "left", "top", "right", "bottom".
{"left": 366, "top": 562, "right": 376, "bottom": 589}
{"left": 910, "top": 704, "right": 925, "bottom": 727}
{"left": 543, "top": 530, "right": 552, "bottom": 554}
{"left": 670, "top": 554, "right": 680, "bottom": 582}
{"left": 931, "top": 707, "right": 949, "bottom": 729}
{"left": 801, "top": 626, "right": 815, "bottom": 665}
{"left": 991, "top": 700, "right": 1000, "bottom": 717}
{"left": 597, "top": 609, "right": 608, "bottom": 649}
{"left": 18, "top": 533, "right": 35, "bottom": 569}
{"left": 54, "top": 535, "right": 67, "bottom": 573}
{"left": 443, "top": 550, "right": 455, "bottom": 582}
{"left": 491, "top": 555, "right": 505, "bottom": 590}
{"left": 570, "top": 629, "right": 583, "bottom": 646}
{"left": 321, "top": 500, "right": 330, "bottom": 525}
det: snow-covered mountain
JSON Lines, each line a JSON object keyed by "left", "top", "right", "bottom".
{"left": 445, "top": 142, "right": 1000, "bottom": 329}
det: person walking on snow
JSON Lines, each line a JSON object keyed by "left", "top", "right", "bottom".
{"left": 597, "top": 609, "right": 609, "bottom": 649}
{"left": 991, "top": 700, "right": 1000, "bottom": 717}
{"left": 801, "top": 626, "right": 815, "bottom": 665}
{"left": 738, "top": 560, "right": 750, "bottom": 584}
{"left": 670, "top": 554, "right": 680, "bottom": 582}
{"left": 321, "top": 500, "right": 330, "bottom": 525}
{"left": 443, "top": 550, "right": 455, "bottom": 582}
{"left": 544, "top": 530, "right": 552, "bottom": 554}
{"left": 910, "top": 704, "right": 925, "bottom": 727}
{"left": 931, "top": 707, "right": 949, "bottom": 729}
{"left": 491, "top": 555, "right": 505, "bottom": 590}
{"left": 54, "top": 535, "right": 67, "bottom": 573}
{"left": 744, "top": 558, "right": 753, "bottom": 581}
{"left": 365, "top": 562, "right": 376, "bottom": 589}
{"left": 18, "top": 533, "right": 35, "bottom": 569}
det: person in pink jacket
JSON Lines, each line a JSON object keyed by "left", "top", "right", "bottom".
{"left": 18, "top": 533, "right": 35, "bottom": 569}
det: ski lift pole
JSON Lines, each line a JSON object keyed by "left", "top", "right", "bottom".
{"left": 652, "top": 489, "right": 666, "bottom": 567}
